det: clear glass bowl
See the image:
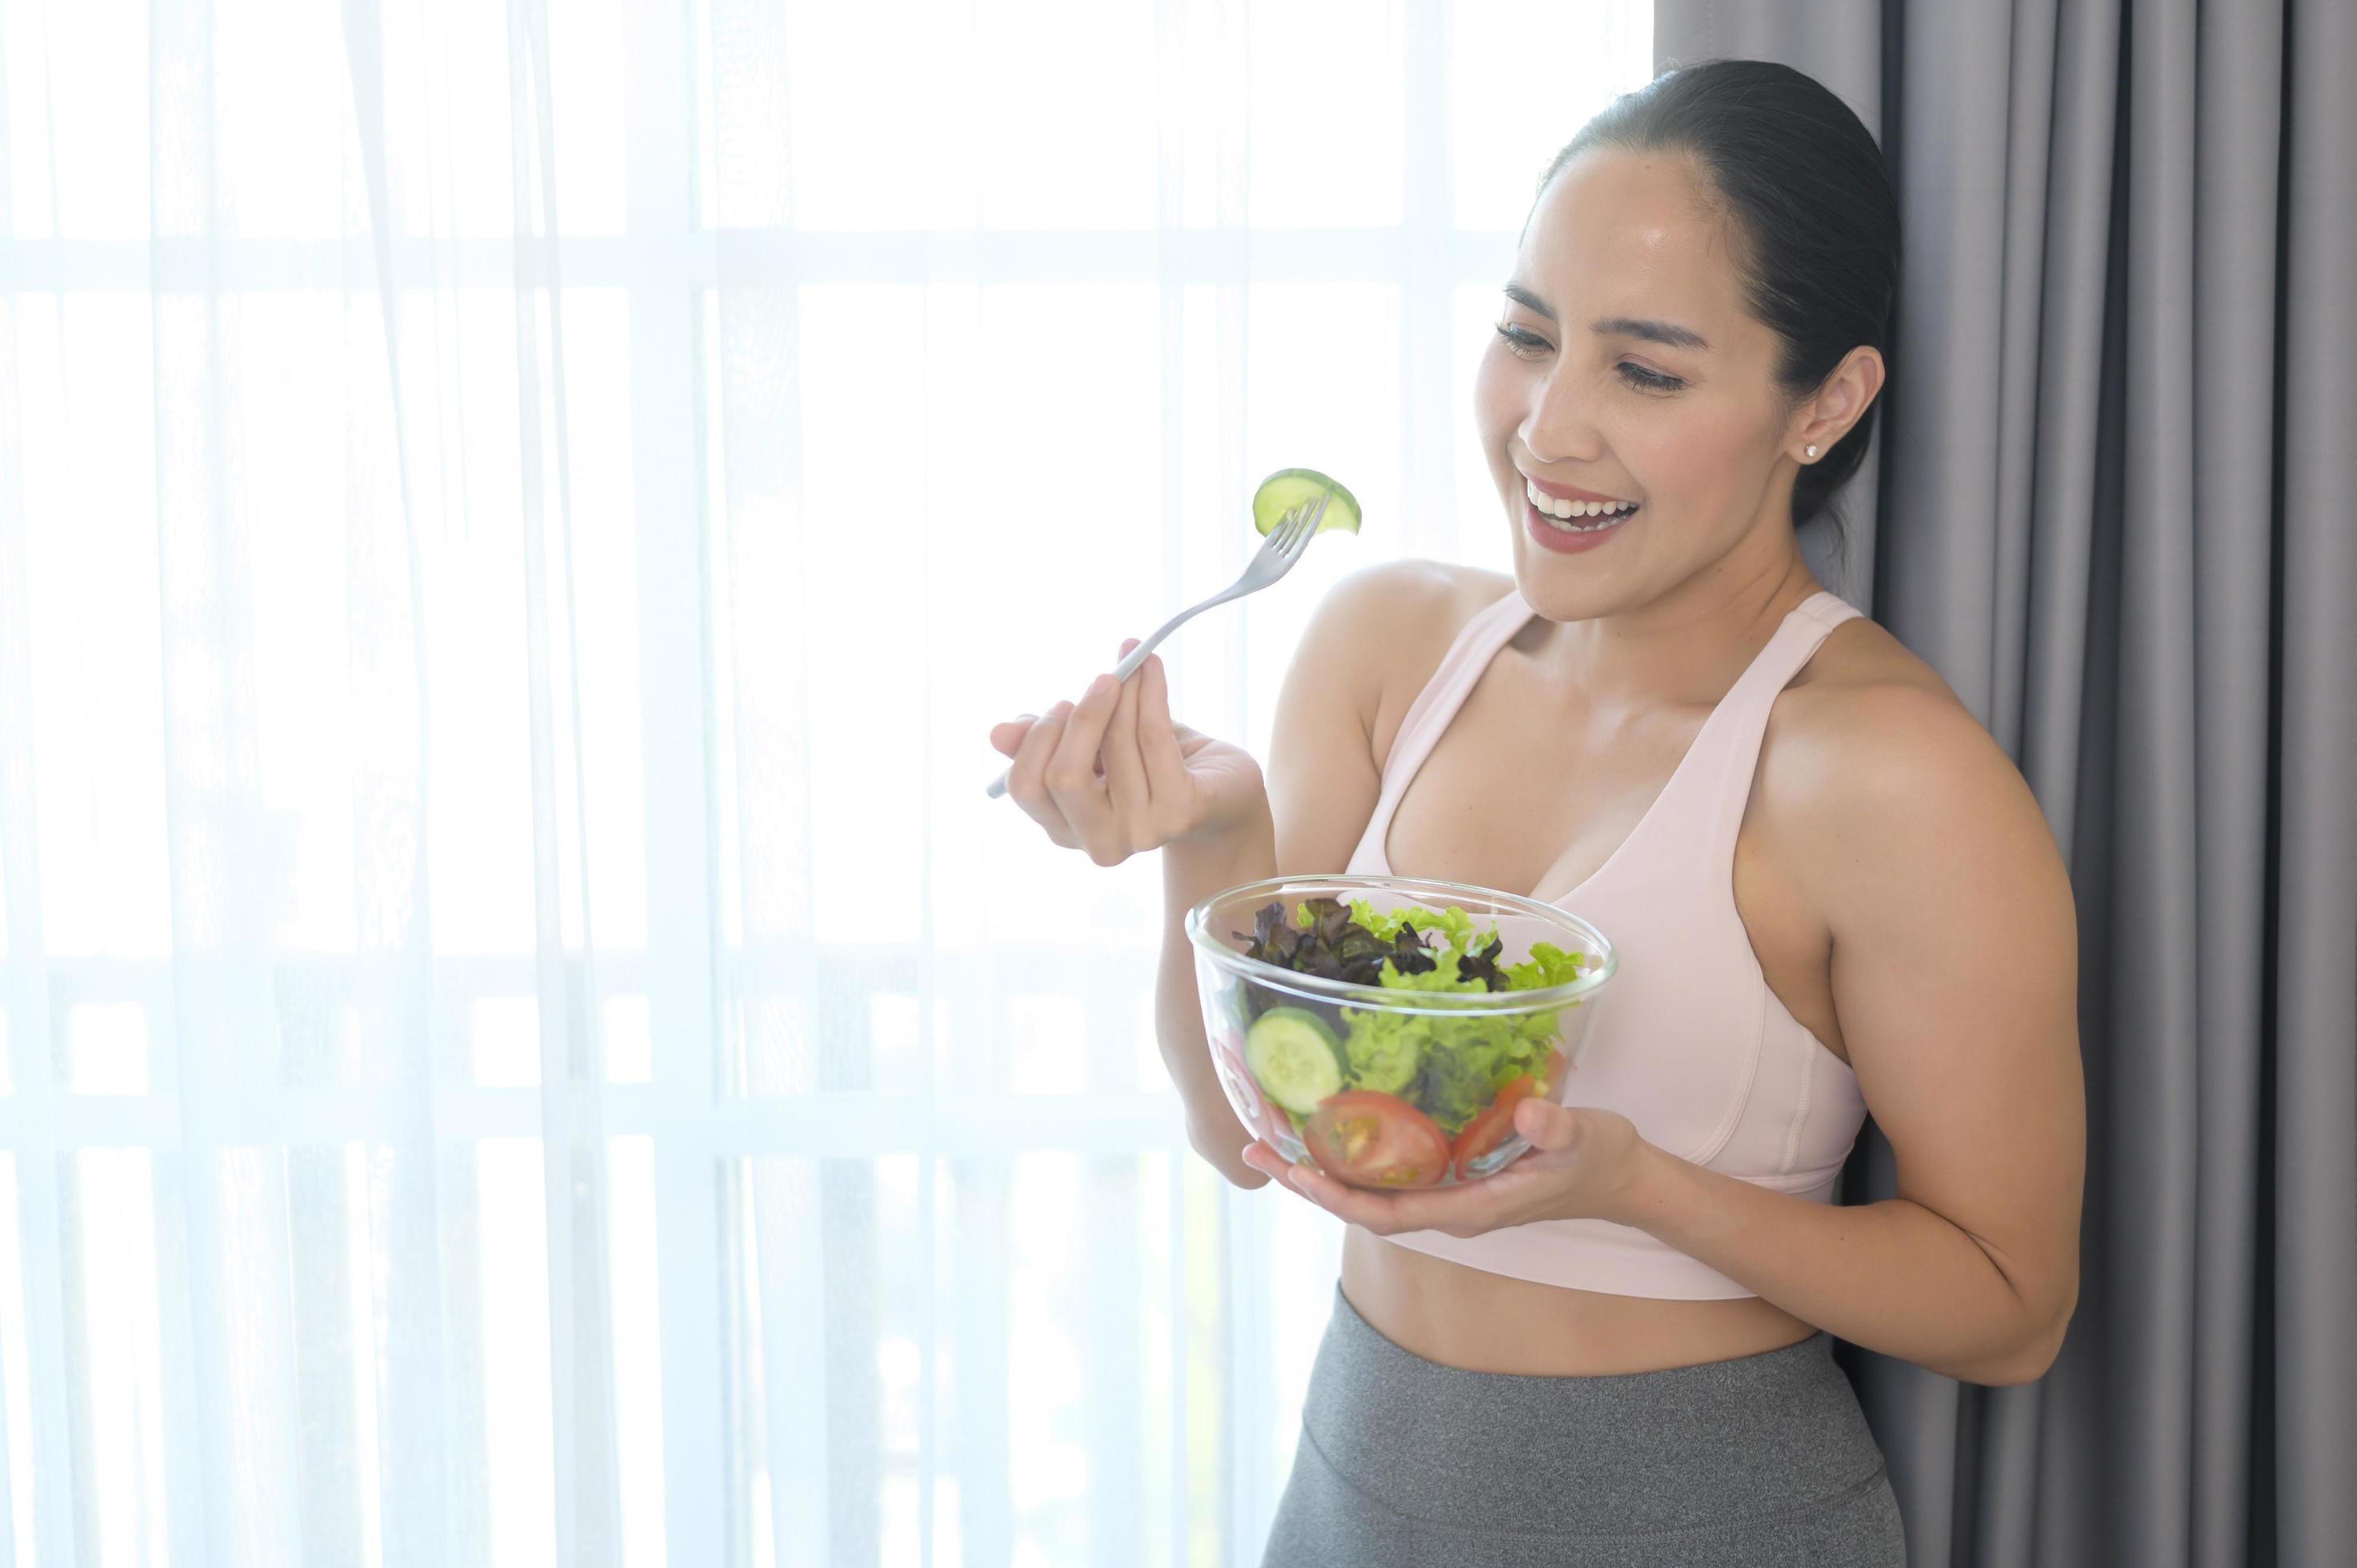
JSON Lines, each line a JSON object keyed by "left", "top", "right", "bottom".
{"left": 1184, "top": 874, "right": 1617, "bottom": 1190}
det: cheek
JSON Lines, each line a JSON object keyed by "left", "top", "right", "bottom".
{"left": 1472, "top": 345, "right": 1523, "bottom": 446}
{"left": 1621, "top": 398, "right": 1753, "bottom": 498}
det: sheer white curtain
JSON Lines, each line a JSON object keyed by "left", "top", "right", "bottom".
{"left": 0, "top": 1, "right": 1649, "bottom": 1564}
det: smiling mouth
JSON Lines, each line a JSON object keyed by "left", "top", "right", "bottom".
{"left": 1524, "top": 477, "right": 1640, "bottom": 530}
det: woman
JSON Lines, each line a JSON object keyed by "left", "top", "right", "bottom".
{"left": 990, "top": 59, "right": 2082, "bottom": 1566}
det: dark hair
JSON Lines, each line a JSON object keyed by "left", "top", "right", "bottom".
{"left": 1533, "top": 58, "right": 1899, "bottom": 530}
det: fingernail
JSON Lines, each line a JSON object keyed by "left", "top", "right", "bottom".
{"left": 1015, "top": 712, "right": 1038, "bottom": 722}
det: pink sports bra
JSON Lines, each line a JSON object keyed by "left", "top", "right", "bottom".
{"left": 1343, "top": 584, "right": 1870, "bottom": 1298}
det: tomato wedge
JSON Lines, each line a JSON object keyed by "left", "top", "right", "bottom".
{"left": 1449, "top": 1074, "right": 1541, "bottom": 1180}
{"left": 1303, "top": 1090, "right": 1453, "bottom": 1190}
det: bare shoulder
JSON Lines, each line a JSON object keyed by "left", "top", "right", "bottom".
{"left": 1772, "top": 603, "right": 2083, "bottom": 1056}
{"left": 1267, "top": 558, "right": 1495, "bottom": 878}
{"left": 1766, "top": 614, "right": 2011, "bottom": 806}
{"left": 1351, "top": 560, "right": 1515, "bottom": 767}
{"left": 1446, "top": 562, "right": 1519, "bottom": 608}
{"left": 1327, "top": 556, "right": 1502, "bottom": 646}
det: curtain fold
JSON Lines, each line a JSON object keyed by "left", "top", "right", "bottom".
{"left": 1655, "top": 4, "right": 2357, "bottom": 1564}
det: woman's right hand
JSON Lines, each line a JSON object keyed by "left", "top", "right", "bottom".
{"left": 989, "top": 638, "right": 1268, "bottom": 867}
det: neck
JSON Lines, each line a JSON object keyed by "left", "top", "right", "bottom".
{"left": 1523, "top": 526, "right": 1821, "bottom": 714}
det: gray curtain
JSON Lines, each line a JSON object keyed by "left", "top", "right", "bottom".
{"left": 1651, "top": 4, "right": 2355, "bottom": 1565}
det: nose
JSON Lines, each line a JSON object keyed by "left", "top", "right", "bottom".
{"left": 1518, "top": 368, "right": 1604, "bottom": 467}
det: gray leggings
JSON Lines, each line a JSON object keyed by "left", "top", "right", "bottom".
{"left": 1260, "top": 1282, "right": 1906, "bottom": 1567}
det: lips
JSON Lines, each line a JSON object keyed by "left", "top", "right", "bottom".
{"left": 1519, "top": 471, "right": 1635, "bottom": 505}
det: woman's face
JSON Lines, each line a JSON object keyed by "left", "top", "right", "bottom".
{"left": 1474, "top": 147, "right": 1811, "bottom": 616}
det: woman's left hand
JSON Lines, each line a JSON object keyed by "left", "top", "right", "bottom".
{"left": 1239, "top": 1098, "right": 1654, "bottom": 1238}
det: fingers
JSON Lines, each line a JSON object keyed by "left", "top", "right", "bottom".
{"left": 1136, "top": 649, "right": 1188, "bottom": 802}
{"left": 1250, "top": 1158, "right": 1491, "bottom": 1240}
{"left": 1046, "top": 670, "right": 1122, "bottom": 861}
{"left": 1517, "top": 1097, "right": 1574, "bottom": 1149}
{"left": 997, "top": 635, "right": 1161, "bottom": 866}
{"left": 1292, "top": 1174, "right": 1411, "bottom": 1234}
{"left": 1241, "top": 1143, "right": 1290, "bottom": 1184}
{"left": 989, "top": 714, "right": 1039, "bottom": 757}
{"left": 1263, "top": 1160, "right": 1386, "bottom": 1229}
{"left": 1004, "top": 701, "right": 1082, "bottom": 845}
{"left": 1099, "top": 638, "right": 1150, "bottom": 822}
{"left": 1242, "top": 1147, "right": 1410, "bottom": 1234}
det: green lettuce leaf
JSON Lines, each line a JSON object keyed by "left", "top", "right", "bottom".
{"left": 1235, "top": 897, "right": 1591, "bottom": 1135}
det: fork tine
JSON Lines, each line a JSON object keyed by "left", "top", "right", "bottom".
{"left": 1267, "top": 499, "right": 1311, "bottom": 557}
{"left": 1287, "top": 489, "right": 1333, "bottom": 557}
{"left": 1280, "top": 498, "right": 1319, "bottom": 558}
{"left": 1251, "top": 489, "right": 1324, "bottom": 574}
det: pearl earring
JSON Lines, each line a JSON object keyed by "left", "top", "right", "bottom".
{"left": 1804, "top": 443, "right": 1819, "bottom": 460}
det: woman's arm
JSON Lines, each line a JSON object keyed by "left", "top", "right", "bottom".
{"left": 1161, "top": 813, "right": 1281, "bottom": 1186}
{"left": 1625, "top": 680, "right": 2085, "bottom": 1385}
{"left": 1619, "top": 1157, "right": 2071, "bottom": 1386}
{"left": 1166, "top": 562, "right": 1419, "bottom": 1186}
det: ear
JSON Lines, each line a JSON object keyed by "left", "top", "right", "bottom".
{"left": 1791, "top": 345, "right": 1887, "bottom": 464}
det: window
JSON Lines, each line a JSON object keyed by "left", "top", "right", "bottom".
{"left": 0, "top": 2, "right": 1651, "bottom": 1562}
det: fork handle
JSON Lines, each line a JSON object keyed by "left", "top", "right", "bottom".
{"left": 1111, "top": 589, "right": 1235, "bottom": 680}
{"left": 982, "top": 589, "right": 1239, "bottom": 798}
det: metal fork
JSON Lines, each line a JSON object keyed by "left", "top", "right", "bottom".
{"left": 985, "top": 484, "right": 1335, "bottom": 798}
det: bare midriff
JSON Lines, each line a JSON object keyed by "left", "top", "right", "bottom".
{"left": 1340, "top": 1230, "right": 1818, "bottom": 1376}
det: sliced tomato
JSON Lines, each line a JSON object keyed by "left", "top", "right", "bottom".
{"left": 1448, "top": 1074, "right": 1540, "bottom": 1180}
{"left": 1303, "top": 1090, "right": 1453, "bottom": 1190}
{"left": 1533, "top": 1047, "right": 1571, "bottom": 1097}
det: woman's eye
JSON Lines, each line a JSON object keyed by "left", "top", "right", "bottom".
{"left": 1495, "top": 323, "right": 1684, "bottom": 392}
{"left": 1494, "top": 322, "right": 1551, "bottom": 358}
{"left": 1616, "top": 362, "right": 1685, "bottom": 394}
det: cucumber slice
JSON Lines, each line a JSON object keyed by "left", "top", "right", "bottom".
{"left": 1252, "top": 467, "right": 1363, "bottom": 540}
{"left": 1244, "top": 1006, "right": 1347, "bottom": 1116}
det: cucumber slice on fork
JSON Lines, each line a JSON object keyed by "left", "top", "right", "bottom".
{"left": 1252, "top": 467, "right": 1362, "bottom": 539}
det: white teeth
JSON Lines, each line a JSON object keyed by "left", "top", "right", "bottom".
{"left": 1526, "top": 477, "right": 1639, "bottom": 525}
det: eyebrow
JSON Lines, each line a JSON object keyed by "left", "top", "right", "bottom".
{"left": 1594, "top": 315, "right": 1712, "bottom": 351}
{"left": 1501, "top": 282, "right": 1712, "bottom": 352}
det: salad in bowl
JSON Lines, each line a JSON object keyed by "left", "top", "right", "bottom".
{"left": 1185, "top": 875, "right": 1617, "bottom": 1191}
